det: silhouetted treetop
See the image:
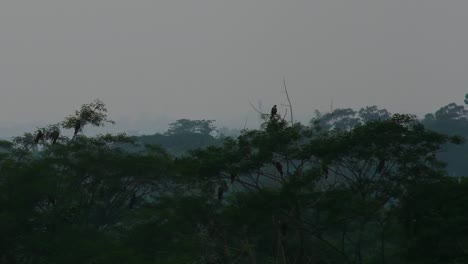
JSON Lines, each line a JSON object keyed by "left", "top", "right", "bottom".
{"left": 165, "top": 119, "right": 216, "bottom": 136}
{"left": 62, "top": 99, "right": 115, "bottom": 136}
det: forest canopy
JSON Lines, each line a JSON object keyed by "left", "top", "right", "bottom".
{"left": 1, "top": 98, "right": 468, "bottom": 264}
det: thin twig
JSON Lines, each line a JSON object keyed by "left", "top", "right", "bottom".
{"left": 249, "top": 100, "right": 267, "bottom": 116}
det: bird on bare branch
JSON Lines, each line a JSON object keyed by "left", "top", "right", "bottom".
{"left": 271, "top": 105, "right": 278, "bottom": 119}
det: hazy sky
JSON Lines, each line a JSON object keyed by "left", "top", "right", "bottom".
{"left": 1, "top": 0, "right": 468, "bottom": 135}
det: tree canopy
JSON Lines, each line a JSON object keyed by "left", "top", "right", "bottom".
{"left": 1, "top": 99, "right": 468, "bottom": 264}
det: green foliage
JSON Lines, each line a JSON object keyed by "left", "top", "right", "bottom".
{"left": 62, "top": 99, "right": 115, "bottom": 134}
{"left": 422, "top": 98, "right": 468, "bottom": 176}
{"left": 2, "top": 100, "right": 468, "bottom": 264}
{"left": 312, "top": 105, "right": 391, "bottom": 132}
{"left": 136, "top": 132, "right": 220, "bottom": 156}
{"left": 166, "top": 119, "right": 216, "bottom": 136}
{"left": 130, "top": 119, "right": 222, "bottom": 156}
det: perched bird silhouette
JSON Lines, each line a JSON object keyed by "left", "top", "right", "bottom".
{"left": 47, "top": 194, "right": 56, "bottom": 206}
{"left": 217, "top": 181, "right": 228, "bottom": 200}
{"left": 273, "top": 161, "right": 284, "bottom": 176}
{"left": 73, "top": 120, "right": 82, "bottom": 137}
{"left": 49, "top": 130, "right": 60, "bottom": 144}
{"left": 230, "top": 173, "right": 237, "bottom": 184}
{"left": 376, "top": 159, "right": 385, "bottom": 174}
{"left": 271, "top": 105, "right": 278, "bottom": 118}
{"left": 34, "top": 130, "right": 44, "bottom": 144}
{"left": 217, "top": 186, "right": 224, "bottom": 200}
{"left": 280, "top": 220, "right": 288, "bottom": 237}
{"left": 128, "top": 192, "right": 136, "bottom": 209}
{"left": 322, "top": 163, "right": 329, "bottom": 178}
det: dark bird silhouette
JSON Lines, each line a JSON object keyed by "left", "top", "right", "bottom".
{"left": 377, "top": 159, "right": 385, "bottom": 174}
{"left": 230, "top": 173, "right": 236, "bottom": 184}
{"left": 271, "top": 105, "right": 278, "bottom": 118}
{"left": 73, "top": 120, "right": 82, "bottom": 137}
{"left": 217, "top": 186, "right": 224, "bottom": 200}
{"left": 128, "top": 192, "right": 136, "bottom": 209}
{"left": 47, "top": 194, "right": 56, "bottom": 206}
{"left": 322, "top": 163, "right": 329, "bottom": 178}
{"left": 273, "top": 161, "right": 283, "bottom": 176}
{"left": 34, "top": 130, "right": 44, "bottom": 144}
{"left": 217, "top": 181, "right": 228, "bottom": 200}
{"left": 49, "top": 130, "right": 60, "bottom": 144}
{"left": 280, "top": 220, "right": 288, "bottom": 237}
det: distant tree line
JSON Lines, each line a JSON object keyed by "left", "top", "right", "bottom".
{"left": 1, "top": 96, "right": 468, "bottom": 263}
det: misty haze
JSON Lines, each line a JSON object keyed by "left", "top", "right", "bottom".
{"left": 2, "top": 1, "right": 468, "bottom": 263}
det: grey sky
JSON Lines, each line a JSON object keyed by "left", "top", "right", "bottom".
{"left": 1, "top": 0, "right": 467, "bottom": 136}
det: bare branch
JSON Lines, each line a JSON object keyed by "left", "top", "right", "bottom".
{"left": 248, "top": 100, "right": 267, "bottom": 116}
{"left": 283, "top": 77, "right": 294, "bottom": 124}
{"left": 282, "top": 108, "right": 288, "bottom": 121}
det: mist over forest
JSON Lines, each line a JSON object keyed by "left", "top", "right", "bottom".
{"left": 2, "top": 93, "right": 468, "bottom": 263}
{"left": 4, "top": 1, "right": 468, "bottom": 263}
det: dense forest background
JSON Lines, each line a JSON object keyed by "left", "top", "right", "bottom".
{"left": 2, "top": 95, "right": 468, "bottom": 264}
